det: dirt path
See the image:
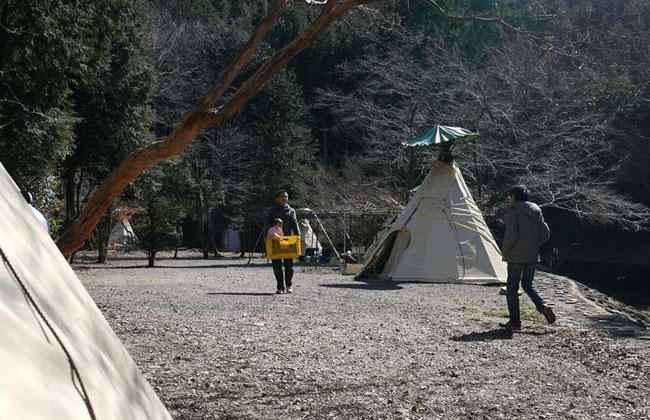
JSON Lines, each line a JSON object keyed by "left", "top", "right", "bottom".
{"left": 75, "top": 252, "right": 650, "bottom": 420}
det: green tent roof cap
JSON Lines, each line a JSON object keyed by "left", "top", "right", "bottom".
{"left": 405, "top": 125, "right": 478, "bottom": 147}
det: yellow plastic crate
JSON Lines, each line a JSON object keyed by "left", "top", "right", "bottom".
{"left": 266, "top": 236, "right": 301, "bottom": 259}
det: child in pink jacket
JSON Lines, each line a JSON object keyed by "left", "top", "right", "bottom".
{"left": 267, "top": 218, "right": 284, "bottom": 238}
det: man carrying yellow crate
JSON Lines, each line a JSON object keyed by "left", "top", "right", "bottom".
{"left": 265, "top": 190, "right": 301, "bottom": 294}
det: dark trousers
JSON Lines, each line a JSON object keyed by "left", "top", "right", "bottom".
{"left": 272, "top": 258, "right": 294, "bottom": 290}
{"left": 506, "top": 262, "right": 546, "bottom": 324}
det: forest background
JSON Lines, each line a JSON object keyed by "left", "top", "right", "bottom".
{"left": 1, "top": 0, "right": 649, "bottom": 302}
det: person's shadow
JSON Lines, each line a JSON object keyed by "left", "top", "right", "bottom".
{"left": 450, "top": 328, "right": 514, "bottom": 342}
{"left": 451, "top": 327, "right": 553, "bottom": 342}
{"left": 320, "top": 279, "right": 403, "bottom": 291}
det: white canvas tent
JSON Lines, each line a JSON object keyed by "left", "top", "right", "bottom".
{"left": 0, "top": 163, "right": 171, "bottom": 419}
{"left": 299, "top": 218, "right": 322, "bottom": 255}
{"left": 362, "top": 213, "right": 398, "bottom": 262}
{"left": 108, "top": 216, "right": 136, "bottom": 246}
{"left": 357, "top": 160, "right": 506, "bottom": 284}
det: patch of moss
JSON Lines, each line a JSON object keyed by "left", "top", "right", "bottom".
{"left": 482, "top": 309, "right": 508, "bottom": 318}
{"left": 521, "top": 305, "right": 545, "bottom": 323}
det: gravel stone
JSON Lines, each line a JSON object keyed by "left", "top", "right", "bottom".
{"left": 75, "top": 251, "right": 650, "bottom": 420}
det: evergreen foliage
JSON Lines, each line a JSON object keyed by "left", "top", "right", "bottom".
{"left": 132, "top": 160, "right": 187, "bottom": 266}
{"left": 2, "top": 0, "right": 650, "bottom": 261}
{"left": 0, "top": 0, "right": 153, "bottom": 223}
{"left": 0, "top": 0, "right": 96, "bottom": 205}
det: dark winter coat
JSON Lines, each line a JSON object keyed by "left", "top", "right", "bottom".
{"left": 502, "top": 201, "right": 551, "bottom": 263}
{"left": 264, "top": 204, "right": 301, "bottom": 237}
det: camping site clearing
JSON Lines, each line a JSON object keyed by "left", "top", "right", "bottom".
{"left": 75, "top": 252, "right": 650, "bottom": 420}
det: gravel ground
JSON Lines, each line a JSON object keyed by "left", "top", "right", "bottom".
{"left": 74, "top": 251, "right": 650, "bottom": 420}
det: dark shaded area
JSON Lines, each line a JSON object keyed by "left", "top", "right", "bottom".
{"left": 356, "top": 232, "right": 398, "bottom": 278}
{"left": 450, "top": 329, "right": 513, "bottom": 342}
{"left": 75, "top": 263, "right": 262, "bottom": 270}
{"left": 560, "top": 261, "right": 650, "bottom": 309}
{"left": 543, "top": 208, "right": 650, "bottom": 310}
{"left": 320, "top": 281, "right": 403, "bottom": 291}
{"left": 583, "top": 314, "right": 646, "bottom": 337}
{"left": 516, "top": 330, "right": 553, "bottom": 337}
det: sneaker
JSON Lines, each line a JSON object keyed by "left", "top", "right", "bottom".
{"left": 542, "top": 306, "right": 556, "bottom": 324}
{"left": 286, "top": 287, "right": 293, "bottom": 294}
{"left": 499, "top": 321, "right": 522, "bottom": 330}
{"left": 276, "top": 289, "right": 285, "bottom": 294}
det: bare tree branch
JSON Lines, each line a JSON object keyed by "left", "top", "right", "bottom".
{"left": 207, "top": 0, "right": 382, "bottom": 124}
{"left": 425, "top": 0, "right": 569, "bottom": 55}
{"left": 55, "top": 0, "right": 381, "bottom": 256}
{"left": 55, "top": 1, "right": 288, "bottom": 255}
{"left": 196, "top": 0, "right": 287, "bottom": 111}
{"left": 58, "top": 0, "right": 629, "bottom": 255}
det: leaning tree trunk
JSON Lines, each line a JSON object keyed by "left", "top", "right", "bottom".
{"left": 55, "top": 0, "right": 381, "bottom": 257}
{"left": 49, "top": 0, "right": 557, "bottom": 257}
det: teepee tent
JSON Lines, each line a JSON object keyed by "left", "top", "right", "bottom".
{"left": 108, "top": 216, "right": 137, "bottom": 246}
{"left": 0, "top": 163, "right": 171, "bottom": 419}
{"left": 299, "top": 218, "right": 322, "bottom": 255}
{"left": 357, "top": 160, "right": 506, "bottom": 284}
{"left": 362, "top": 213, "right": 398, "bottom": 262}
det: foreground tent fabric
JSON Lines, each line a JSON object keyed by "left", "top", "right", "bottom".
{"left": 357, "top": 160, "right": 506, "bottom": 284}
{"left": 0, "top": 163, "right": 171, "bottom": 419}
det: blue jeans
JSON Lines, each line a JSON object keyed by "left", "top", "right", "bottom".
{"left": 506, "top": 262, "right": 546, "bottom": 324}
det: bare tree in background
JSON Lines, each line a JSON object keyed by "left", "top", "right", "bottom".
{"left": 56, "top": 0, "right": 387, "bottom": 256}
{"left": 314, "top": 2, "right": 650, "bottom": 230}
{"left": 467, "top": 5, "right": 650, "bottom": 230}
{"left": 314, "top": 32, "right": 481, "bottom": 203}
{"left": 56, "top": 0, "right": 584, "bottom": 255}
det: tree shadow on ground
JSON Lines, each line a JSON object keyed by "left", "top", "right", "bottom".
{"left": 152, "top": 263, "right": 263, "bottom": 269}
{"left": 206, "top": 292, "right": 275, "bottom": 296}
{"left": 74, "top": 265, "right": 146, "bottom": 270}
{"left": 450, "top": 328, "right": 514, "bottom": 342}
{"left": 74, "top": 252, "right": 251, "bottom": 262}
{"left": 74, "top": 263, "right": 264, "bottom": 270}
{"left": 320, "top": 280, "right": 403, "bottom": 291}
{"left": 583, "top": 314, "right": 649, "bottom": 339}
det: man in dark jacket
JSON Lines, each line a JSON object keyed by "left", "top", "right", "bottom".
{"left": 265, "top": 190, "right": 301, "bottom": 294}
{"left": 500, "top": 185, "right": 556, "bottom": 329}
